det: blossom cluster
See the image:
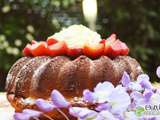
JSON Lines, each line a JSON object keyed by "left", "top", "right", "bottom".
{"left": 14, "top": 66, "right": 160, "bottom": 120}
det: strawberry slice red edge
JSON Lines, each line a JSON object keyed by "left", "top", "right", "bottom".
{"left": 47, "top": 41, "right": 67, "bottom": 56}
{"left": 119, "top": 41, "right": 129, "bottom": 55}
{"left": 83, "top": 42, "right": 104, "bottom": 58}
{"left": 67, "top": 47, "right": 83, "bottom": 57}
{"left": 22, "top": 44, "right": 32, "bottom": 56}
{"left": 103, "top": 34, "right": 117, "bottom": 56}
{"left": 22, "top": 34, "right": 129, "bottom": 58}
{"left": 103, "top": 39, "right": 129, "bottom": 58}
{"left": 30, "top": 41, "right": 48, "bottom": 56}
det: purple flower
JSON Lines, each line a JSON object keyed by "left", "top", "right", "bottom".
{"left": 35, "top": 99, "right": 56, "bottom": 112}
{"left": 22, "top": 109, "right": 42, "bottom": 115}
{"left": 95, "top": 103, "right": 112, "bottom": 112}
{"left": 94, "top": 81, "right": 114, "bottom": 93}
{"left": 14, "top": 113, "right": 31, "bottom": 120}
{"left": 140, "top": 117, "right": 157, "bottom": 120}
{"left": 14, "top": 109, "right": 42, "bottom": 120}
{"left": 130, "top": 90, "right": 154, "bottom": 109}
{"left": 156, "top": 66, "right": 160, "bottom": 78}
{"left": 93, "top": 81, "right": 114, "bottom": 103}
{"left": 107, "top": 86, "right": 131, "bottom": 114}
{"left": 128, "top": 82, "right": 143, "bottom": 91}
{"left": 143, "top": 89, "right": 153, "bottom": 102}
{"left": 137, "top": 74, "right": 152, "bottom": 89}
{"left": 114, "top": 114, "right": 124, "bottom": 120}
{"left": 95, "top": 110, "right": 118, "bottom": 120}
{"left": 83, "top": 89, "right": 96, "bottom": 103}
{"left": 130, "top": 91, "right": 146, "bottom": 107}
{"left": 51, "top": 89, "right": 70, "bottom": 108}
{"left": 69, "top": 107, "right": 97, "bottom": 119}
{"left": 130, "top": 91, "right": 143, "bottom": 101}
{"left": 148, "top": 117, "right": 157, "bottom": 120}
{"left": 121, "top": 71, "right": 131, "bottom": 87}
{"left": 124, "top": 112, "right": 138, "bottom": 120}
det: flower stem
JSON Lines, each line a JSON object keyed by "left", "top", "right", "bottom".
{"left": 56, "top": 108, "right": 70, "bottom": 120}
{"left": 42, "top": 114, "right": 56, "bottom": 120}
{"left": 32, "top": 117, "right": 40, "bottom": 120}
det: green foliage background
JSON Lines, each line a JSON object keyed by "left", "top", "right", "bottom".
{"left": 0, "top": 0, "right": 160, "bottom": 90}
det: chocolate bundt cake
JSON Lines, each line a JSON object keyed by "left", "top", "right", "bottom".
{"left": 6, "top": 55, "right": 142, "bottom": 111}
{"left": 5, "top": 25, "right": 143, "bottom": 119}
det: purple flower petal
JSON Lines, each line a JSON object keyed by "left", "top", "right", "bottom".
{"left": 14, "top": 109, "right": 42, "bottom": 120}
{"left": 94, "top": 81, "right": 114, "bottom": 103}
{"left": 22, "top": 109, "right": 42, "bottom": 117}
{"left": 130, "top": 91, "right": 145, "bottom": 107}
{"left": 83, "top": 89, "right": 96, "bottom": 103}
{"left": 94, "top": 81, "right": 114, "bottom": 92}
{"left": 149, "top": 117, "right": 156, "bottom": 120}
{"left": 128, "top": 82, "right": 143, "bottom": 91}
{"left": 69, "top": 107, "right": 97, "bottom": 119}
{"left": 69, "top": 107, "right": 81, "bottom": 118}
{"left": 156, "top": 66, "right": 160, "bottom": 78}
{"left": 95, "top": 115, "right": 105, "bottom": 120}
{"left": 114, "top": 114, "right": 124, "bottom": 120}
{"left": 95, "top": 103, "right": 111, "bottom": 112}
{"left": 121, "top": 71, "right": 131, "bottom": 87}
{"left": 51, "top": 89, "right": 70, "bottom": 108}
{"left": 115, "top": 85, "right": 126, "bottom": 92}
{"left": 140, "top": 117, "right": 157, "bottom": 120}
{"left": 130, "top": 91, "right": 143, "bottom": 101}
{"left": 14, "top": 113, "right": 31, "bottom": 120}
{"left": 95, "top": 110, "right": 118, "bottom": 120}
{"left": 35, "top": 99, "right": 56, "bottom": 112}
{"left": 143, "top": 90, "right": 153, "bottom": 102}
{"left": 137, "top": 74, "right": 150, "bottom": 81}
{"left": 125, "top": 111, "right": 138, "bottom": 120}
{"left": 128, "top": 101, "right": 136, "bottom": 110}
{"left": 137, "top": 74, "right": 152, "bottom": 89}
{"left": 107, "top": 87, "right": 131, "bottom": 114}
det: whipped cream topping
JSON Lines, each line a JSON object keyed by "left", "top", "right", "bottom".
{"left": 48, "top": 25, "right": 102, "bottom": 48}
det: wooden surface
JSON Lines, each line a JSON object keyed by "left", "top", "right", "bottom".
{"left": 0, "top": 92, "right": 14, "bottom": 120}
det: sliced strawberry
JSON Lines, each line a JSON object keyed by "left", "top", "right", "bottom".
{"left": 108, "top": 40, "right": 129, "bottom": 57}
{"left": 104, "top": 41, "right": 112, "bottom": 56}
{"left": 47, "top": 38, "right": 58, "bottom": 45}
{"left": 119, "top": 40, "right": 129, "bottom": 55}
{"left": 67, "top": 47, "right": 83, "bottom": 57}
{"left": 110, "top": 40, "right": 122, "bottom": 57}
{"left": 30, "top": 41, "right": 48, "bottom": 56}
{"left": 83, "top": 43, "right": 104, "bottom": 58}
{"left": 100, "top": 34, "right": 116, "bottom": 45}
{"left": 47, "top": 41, "right": 67, "bottom": 56}
{"left": 104, "top": 34, "right": 116, "bottom": 56}
{"left": 22, "top": 44, "right": 32, "bottom": 56}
